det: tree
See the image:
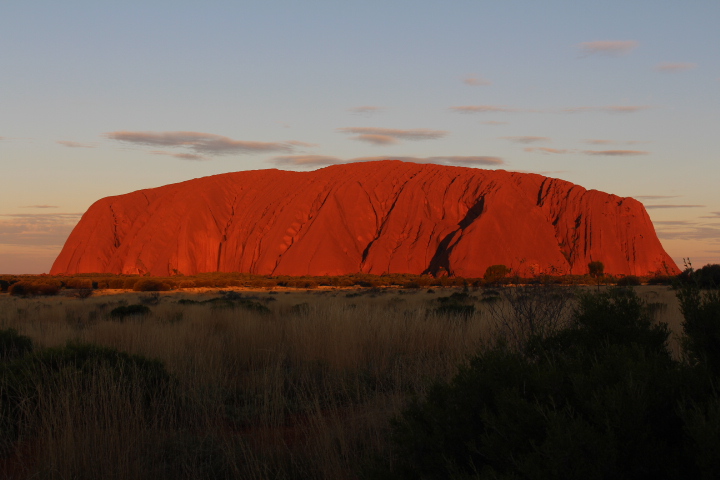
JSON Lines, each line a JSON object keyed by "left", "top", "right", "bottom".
{"left": 588, "top": 261, "right": 604, "bottom": 277}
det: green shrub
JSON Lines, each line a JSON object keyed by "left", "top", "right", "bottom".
{"left": 110, "top": 304, "right": 151, "bottom": 320}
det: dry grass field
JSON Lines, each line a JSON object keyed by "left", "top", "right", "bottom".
{"left": 0, "top": 285, "right": 684, "bottom": 479}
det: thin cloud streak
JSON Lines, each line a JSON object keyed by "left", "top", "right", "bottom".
{"left": 583, "top": 150, "right": 649, "bottom": 156}
{"left": 634, "top": 195, "right": 680, "bottom": 200}
{"left": 524, "top": 147, "right": 571, "bottom": 154}
{"left": 104, "top": 131, "right": 295, "bottom": 156}
{"left": 500, "top": 136, "right": 549, "bottom": 144}
{"left": 584, "top": 139, "right": 647, "bottom": 145}
{"left": 285, "top": 140, "right": 319, "bottom": 147}
{"left": 645, "top": 205, "right": 706, "bottom": 209}
{"left": 655, "top": 62, "right": 697, "bottom": 72}
{"left": 577, "top": 40, "right": 638, "bottom": 56}
{"left": 561, "top": 106, "right": 650, "bottom": 114}
{"left": 451, "top": 105, "right": 521, "bottom": 113}
{"left": 463, "top": 75, "right": 491, "bottom": 86}
{"left": 20, "top": 205, "right": 59, "bottom": 209}
{"left": 450, "top": 105, "right": 649, "bottom": 114}
{"left": 350, "top": 134, "right": 398, "bottom": 145}
{"left": 337, "top": 127, "right": 448, "bottom": 141}
{"left": 150, "top": 150, "right": 207, "bottom": 161}
{"left": 0, "top": 213, "right": 82, "bottom": 247}
{"left": 57, "top": 140, "right": 95, "bottom": 148}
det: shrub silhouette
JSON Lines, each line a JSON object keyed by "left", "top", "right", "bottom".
{"left": 0, "top": 343, "right": 174, "bottom": 453}
{"left": 588, "top": 260, "right": 604, "bottom": 277}
{"left": 0, "top": 329, "right": 33, "bottom": 361}
{"left": 483, "top": 265, "right": 509, "bottom": 284}
{"left": 383, "top": 287, "right": 720, "bottom": 479}
{"left": 133, "top": 279, "right": 171, "bottom": 292}
{"left": 617, "top": 275, "right": 641, "bottom": 286}
{"left": 8, "top": 281, "right": 60, "bottom": 297}
{"left": 110, "top": 304, "right": 151, "bottom": 320}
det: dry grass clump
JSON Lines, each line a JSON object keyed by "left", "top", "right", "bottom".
{"left": 0, "top": 288, "right": 494, "bottom": 479}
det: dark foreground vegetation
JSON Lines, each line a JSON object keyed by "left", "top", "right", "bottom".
{"left": 0, "top": 268, "right": 717, "bottom": 478}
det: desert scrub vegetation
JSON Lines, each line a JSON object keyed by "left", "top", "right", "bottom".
{"left": 0, "top": 284, "right": 705, "bottom": 478}
{"left": 383, "top": 286, "right": 720, "bottom": 479}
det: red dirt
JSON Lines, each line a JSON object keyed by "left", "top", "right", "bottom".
{"left": 51, "top": 160, "right": 679, "bottom": 277}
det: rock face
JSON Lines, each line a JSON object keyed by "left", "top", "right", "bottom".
{"left": 51, "top": 161, "right": 679, "bottom": 277}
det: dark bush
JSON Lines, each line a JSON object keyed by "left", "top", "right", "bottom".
{"left": 434, "top": 304, "right": 475, "bottom": 317}
{"left": 8, "top": 281, "right": 60, "bottom": 297}
{"left": 648, "top": 275, "right": 673, "bottom": 285}
{"left": 384, "top": 288, "right": 704, "bottom": 479}
{"left": 0, "top": 343, "right": 174, "bottom": 450}
{"left": 678, "top": 284, "right": 720, "bottom": 374}
{"left": 694, "top": 264, "right": 720, "bottom": 289}
{"left": 617, "top": 275, "right": 642, "bottom": 286}
{"left": 110, "top": 304, "right": 151, "bottom": 320}
{"left": 133, "top": 279, "right": 171, "bottom": 292}
{"left": 0, "top": 329, "right": 33, "bottom": 361}
{"left": 483, "top": 265, "right": 510, "bottom": 285}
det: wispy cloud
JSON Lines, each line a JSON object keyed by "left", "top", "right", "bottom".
{"left": 634, "top": 195, "right": 680, "bottom": 200}
{"left": 20, "top": 205, "right": 59, "bottom": 209}
{"left": 267, "top": 155, "right": 504, "bottom": 168}
{"left": 655, "top": 62, "right": 697, "bottom": 72}
{"left": 351, "top": 134, "right": 398, "bottom": 145}
{"left": 0, "top": 213, "right": 82, "bottom": 246}
{"left": 699, "top": 212, "right": 720, "bottom": 219}
{"left": 463, "top": 75, "right": 491, "bottom": 86}
{"left": 577, "top": 40, "right": 638, "bottom": 56}
{"left": 451, "top": 105, "right": 649, "bottom": 114}
{"left": 150, "top": 150, "right": 207, "bottom": 161}
{"left": 584, "top": 139, "right": 647, "bottom": 145}
{"left": 583, "top": 150, "right": 649, "bottom": 156}
{"left": 348, "top": 106, "right": 385, "bottom": 115}
{"left": 645, "top": 204, "right": 706, "bottom": 209}
{"left": 479, "top": 121, "right": 508, "bottom": 125}
{"left": 285, "top": 140, "right": 319, "bottom": 147}
{"left": 500, "top": 136, "right": 549, "bottom": 144}
{"left": 337, "top": 127, "right": 448, "bottom": 145}
{"left": 655, "top": 223, "right": 720, "bottom": 242}
{"left": 451, "top": 105, "right": 522, "bottom": 114}
{"left": 524, "top": 147, "right": 571, "bottom": 154}
{"left": 57, "top": 140, "right": 95, "bottom": 148}
{"left": 104, "top": 131, "right": 295, "bottom": 156}
{"left": 560, "top": 105, "right": 650, "bottom": 114}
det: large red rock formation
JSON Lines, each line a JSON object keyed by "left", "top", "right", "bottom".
{"left": 51, "top": 161, "right": 679, "bottom": 277}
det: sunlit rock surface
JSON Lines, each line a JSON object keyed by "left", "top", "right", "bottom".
{"left": 51, "top": 160, "right": 679, "bottom": 277}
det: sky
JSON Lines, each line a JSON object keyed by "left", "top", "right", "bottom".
{"left": 1, "top": 1, "right": 718, "bottom": 274}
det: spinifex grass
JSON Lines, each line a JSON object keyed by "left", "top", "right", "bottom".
{"left": 0, "top": 286, "right": 679, "bottom": 479}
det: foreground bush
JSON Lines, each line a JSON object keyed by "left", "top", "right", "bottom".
{"left": 8, "top": 281, "right": 60, "bottom": 296}
{"left": 0, "top": 343, "right": 175, "bottom": 454}
{"left": 385, "top": 287, "right": 720, "bottom": 479}
{"left": 133, "top": 279, "right": 172, "bottom": 292}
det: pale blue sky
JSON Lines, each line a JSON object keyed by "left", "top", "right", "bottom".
{"left": 1, "top": 1, "right": 718, "bottom": 273}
